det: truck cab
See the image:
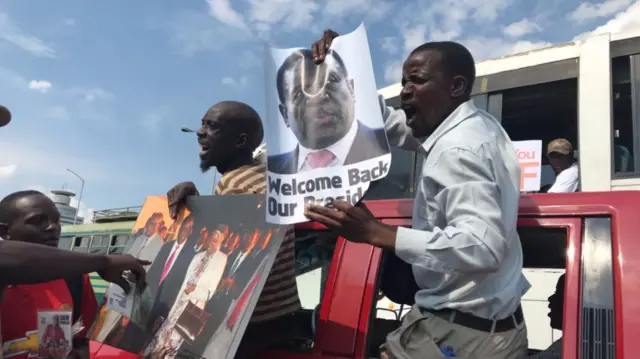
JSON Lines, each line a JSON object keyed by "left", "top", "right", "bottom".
{"left": 91, "top": 191, "right": 634, "bottom": 359}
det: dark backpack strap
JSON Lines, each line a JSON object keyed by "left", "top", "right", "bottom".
{"left": 64, "top": 275, "right": 84, "bottom": 323}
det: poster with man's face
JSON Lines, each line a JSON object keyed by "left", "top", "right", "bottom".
{"left": 264, "top": 23, "right": 391, "bottom": 224}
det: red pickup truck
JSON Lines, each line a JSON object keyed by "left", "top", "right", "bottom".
{"left": 91, "top": 191, "right": 633, "bottom": 359}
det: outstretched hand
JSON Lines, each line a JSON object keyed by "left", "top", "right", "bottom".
{"left": 98, "top": 255, "right": 151, "bottom": 294}
{"left": 304, "top": 200, "right": 397, "bottom": 248}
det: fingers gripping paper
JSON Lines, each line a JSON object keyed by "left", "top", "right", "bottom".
{"left": 264, "top": 23, "right": 391, "bottom": 224}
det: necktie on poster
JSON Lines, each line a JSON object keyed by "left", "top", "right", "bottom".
{"left": 306, "top": 150, "right": 336, "bottom": 169}
{"left": 160, "top": 245, "right": 180, "bottom": 284}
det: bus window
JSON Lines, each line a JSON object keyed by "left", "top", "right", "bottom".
{"left": 612, "top": 55, "right": 637, "bottom": 175}
{"left": 58, "top": 236, "right": 73, "bottom": 250}
{"left": 499, "top": 79, "right": 579, "bottom": 189}
{"left": 109, "top": 235, "right": 130, "bottom": 254}
{"left": 90, "top": 235, "right": 109, "bottom": 255}
{"left": 73, "top": 237, "right": 90, "bottom": 252}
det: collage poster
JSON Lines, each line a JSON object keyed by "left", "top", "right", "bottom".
{"left": 263, "top": 23, "right": 391, "bottom": 224}
{"left": 89, "top": 195, "right": 286, "bottom": 359}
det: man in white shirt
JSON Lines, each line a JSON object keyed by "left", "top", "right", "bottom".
{"left": 546, "top": 139, "right": 579, "bottom": 193}
{"left": 306, "top": 31, "right": 529, "bottom": 358}
{"left": 267, "top": 48, "right": 389, "bottom": 174}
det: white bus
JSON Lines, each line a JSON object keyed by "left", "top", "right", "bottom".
{"left": 379, "top": 29, "right": 640, "bottom": 193}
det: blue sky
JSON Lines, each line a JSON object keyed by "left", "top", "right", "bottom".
{"left": 0, "top": 0, "right": 638, "bottom": 222}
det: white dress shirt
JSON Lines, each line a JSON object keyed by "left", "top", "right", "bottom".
{"left": 380, "top": 95, "right": 530, "bottom": 320}
{"left": 547, "top": 163, "right": 579, "bottom": 193}
{"left": 297, "top": 118, "right": 359, "bottom": 172}
{"left": 164, "top": 241, "right": 185, "bottom": 275}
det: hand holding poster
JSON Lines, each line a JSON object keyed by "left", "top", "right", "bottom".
{"left": 264, "top": 24, "right": 391, "bottom": 224}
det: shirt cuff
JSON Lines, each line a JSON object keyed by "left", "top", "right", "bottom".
{"left": 394, "top": 226, "right": 427, "bottom": 265}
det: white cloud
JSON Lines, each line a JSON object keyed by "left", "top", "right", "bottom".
{"left": 28, "top": 80, "right": 52, "bottom": 93}
{"left": 68, "top": 87, "right": 114, "bottom": 102}
{"left": 0, "top": 165, "right": 17, "bottom": 180}
{"left": 504, "top": 19, "right": 541, "bottom": 38}
{"left": 206, "top": 0, "right": 247, "bottom": 29}
{"left": 70, "top": 197, "right": 94, "bottom": 224}
{"left": 380, "top": 37, "right": 399, "bottom": 54}
{"left": 0, "top": 141, "right": 114, "bottom": 183}
{"left": 570, "top": 0, "right": 633, "bottom": 23}
{"left": 578, "top": 1, "right": 640, "bottom": 38}
{"left": 167, "top": 10, "right": 251, "bottom": 56}
{"left": 221, "top": 76, "right": 248, "bottom": 89}
{"left": 44, "top": 106, "right": 71, "bottom": 121}
{"left": 0, "top": 13, "right": 55, "bottom": 58}
{"left": 247, "top": 0, "right": 320, "bottom": 33}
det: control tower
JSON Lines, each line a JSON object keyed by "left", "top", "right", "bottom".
{"left": 51, "top": 189, "right": 84, "bottom": 225}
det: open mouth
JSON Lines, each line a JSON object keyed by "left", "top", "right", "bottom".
{"left": 199, "top": 142, "right": 210, "bottom": 157}
{"left": 402, "top": 104, "right": 417, "bottom": 124}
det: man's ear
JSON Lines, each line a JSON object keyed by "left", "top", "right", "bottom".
{"left": 450, "top": 75, "right": 467, "bottom": 98}
{"left": 0, "top": 223, "right": 9, "bottom": 240}
{"left": 236, "top": 133, "right": 248, "bottom": 149}
{"left": 278, "top": 104, "right": 290, "bottom": 128}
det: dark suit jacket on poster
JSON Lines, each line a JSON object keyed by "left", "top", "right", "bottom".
{"left": 267, "top": 121, "right": 389, "bottom": 175}
{"left": 119, "top": 239, "right": 197, "bottom": 353}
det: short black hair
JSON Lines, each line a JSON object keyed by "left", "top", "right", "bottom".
{"left": 276, "top": 48, "right": 348, "bottom": 105}
{"left": 0, "top": 190, "right": 47, "bottom": 224}
{"left": 206, "top": 101, "right": 264, "bottom": 152}
{"left": 411, "top": 41, "right": 476, "bottom": 96}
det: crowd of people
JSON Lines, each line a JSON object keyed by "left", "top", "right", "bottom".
{"left": 0, "top": 28, "right": 574, "bottom": 359}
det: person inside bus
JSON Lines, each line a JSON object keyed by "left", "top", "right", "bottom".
{"left": 159, "top": 101, "right": 301, "bottom": 359}
{"left": 546, "top": 139, "right": 579, "bottom": 193}
{"left": 0, "top": 190, "right": 149, "bottom": 359}
{"left": 306, "top": 31, "right": 529, "bottom": 359}
{"left": 529, "top": 274, "right": 564, "bottom": 358}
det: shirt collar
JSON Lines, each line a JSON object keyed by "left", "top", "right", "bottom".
{"left": 420, "top": 99, "right": 480, "bottom": 154}
{"left": 297, "top": 119, "right": 359, "bottom": 171}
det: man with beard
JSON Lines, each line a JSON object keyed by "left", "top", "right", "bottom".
{"left": 267, "top": 48, "right": 389, "bottom": 174}
{"left": 0, "top": 190, "right": 149, "bottom": 359}
{"left": 161, "top": 101, "right": 301, "bottom": 359}
{"left": 305, "top": 31, "right": 529, "bottom": 359}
